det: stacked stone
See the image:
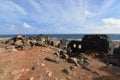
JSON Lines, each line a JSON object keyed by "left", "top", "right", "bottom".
{"left": 113, "top": 45, "right": 120, "bottom": 59}
{"left": 81, "top": 34, "right": 113, "bottom": 54}
{"left": 14, "top": 35, "right": 26, "bottom": 50}
{"left": 36, "top": 34, "right": 54, "bottom": 46}
{"left": 58, "top": 39, "right": 69, "bottom": 49}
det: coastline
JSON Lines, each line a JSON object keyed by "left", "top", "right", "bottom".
{"left": 0, "top": 34, "right": 120, "bottom": 42}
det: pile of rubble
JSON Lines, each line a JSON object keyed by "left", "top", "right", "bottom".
{"left": 53, "top": 50, "right": 99, "bottom": 75}
{"left": 104, "top": 44, "right": 120, "bottom": 67}
{"left": 54, "top": 34, "right": 120, "bottom": 69}
{"left": 4, "top": 35, "right": 27, "bottom": 50}
{"left": 58, "top": 39, "right": 69, "bottom": 49}
{"left": 4, "top": 34, "right": 55, "bottom": 50}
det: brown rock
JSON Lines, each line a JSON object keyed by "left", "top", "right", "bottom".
{"left": 54, "top": 77, "right": 58, "bottom": 80}
{"left": 30, "top": 77, "right": 34, "bottom": 80}
{"left": 69, "top": 66, "right": 77, "bottom": 71}
{"left": 11, "top": 70, "right": 21, "bottom": 75}
{"left": 27, "top": 77, "right": 34, "bottom": 80}
{"left": 41, "top": 63, "right": 45, "bottom": 66}
{"left": 61, "top": 53, "right": 69, "bottom": 59}
{"left": 13, "top": 74, "right": 21, "bottom": 80}
{"left": 72, "top": 73, "right": 76, "bottom": 76}
{"left": 67, "top": 57, "right": 80, "bottom": 67}
{"left": 47, "top": 71, "right": 52, "bottom": 77}
{"left": 66, "top": 76, "right": 72, "bottom": 80}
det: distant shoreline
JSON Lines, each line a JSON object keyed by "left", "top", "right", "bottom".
{"left": 0, "top": 34, "right": 120, "bottom": 42}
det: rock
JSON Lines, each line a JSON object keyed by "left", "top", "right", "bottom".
{"left": 61, "top": 53, "right": 69, "bottom": 59}
{"left": 5, "top": 39, "right": 14, "bottom": 45}
{"left": 72, "top": 73, "right": 76, "bottom": 76}
{"left": 54, "top": 77, "right": 58, "bottom": 80}
{"left": 67, "top": 57, "right": 80, "bottom": 67}
{"left": 14, "top": 40, "right": 23, "bottom": 46}
{"left": 31, "top": 65, "right": 39, "bottom": 71}
{"left": 5, "top": 46, "right": 15, "bottom": 49}
{"left": 66, "top": 76, "right": 72, "bottom": 80}
{"left": 45, "top": 68, "right": 52, "bottom": 77}
{"left": 92, "top": 71, "right": 100, "bottom": 76}
{"left": 36, "top": 74, "right": 43, "bottom": 80}
{"left": 107, "top": 64, "right": 113, "bottom": 69}
{"left": 13, "top": 68, "right": 30, "bottom": 80}
{"left": 47, "top": 71, "right": 52, "bottom": 77}
{"left": 62, "top": 68, "right": 72, "bottom": 75}
{"left": 29, "top": 77, "right": 34, "bottom": 80}
{"left": 13, "top": 74, "right": 21, "bottom": 80}
{"left": 0, "top": 68, "right": 4, "bottom": 75}
{"left": 69, "top": 66, "right": 77, "bottom": 71}
{"left": 11, "top": 70, "right": 21, "bottom": 75}
{"left": 41, "top": 63, "right": 45, "bottom": 66}
{"left": 0, "top": 68, "right": 5, "bottom": 79}
{"left": 54, "top": 52, "right": 61, "bottom": 63}
{"left": 27, "top": 77, "right": 34, "bottom": 80}
{"left": 26, "top": 68, "right": 29, "bottom": 71}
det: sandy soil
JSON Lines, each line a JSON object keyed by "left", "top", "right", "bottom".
{"left": 0, "top": 46, "right": 120, "bottom": 80}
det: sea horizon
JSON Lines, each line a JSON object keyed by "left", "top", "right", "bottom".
{"left": 0, "top": 34, "right": 120, "bottom": 42}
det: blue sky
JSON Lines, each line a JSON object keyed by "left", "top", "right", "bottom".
{"left": 0, "top": 0, "right": 120, "bottom": 34}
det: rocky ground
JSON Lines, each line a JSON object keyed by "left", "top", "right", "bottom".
{"left": 0, "top": 46, "right": 120, "bottom": 80}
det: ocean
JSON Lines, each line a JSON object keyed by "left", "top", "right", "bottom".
{"left": 0, "top": 34, "right": 120, "bottom": 42}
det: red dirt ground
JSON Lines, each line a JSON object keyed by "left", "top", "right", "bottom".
{"left": 0, "top": 46, "right": 120, "bottom": 80}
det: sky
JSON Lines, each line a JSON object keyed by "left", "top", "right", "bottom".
{"left": 0, "top": 0, "right": 120, "bottom": 34}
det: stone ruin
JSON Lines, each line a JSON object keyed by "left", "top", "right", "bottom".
{"left": 36, "top": 34, "right": 54, "bottom": 46}
{"left": 79, "top": 34, "right": 120, "bottom": 67}
{"left": 67, "top": 40, "right": 82, "bottom": 56}
{"left": 81, "top": 34, "right": 114, "bottom": 54}
{"left": 28, "top": 34, "right": 54, "bottom": 47}
{"left": 56, "top": 35, "right": 114, "bottom": 57}
{"left": 113, "top": 44, "right": 120, "bottom": 59}
{"left": 2, "top": 34, "right": 119, "bottom": 60}
{"left": 5, "top": 35, "right": 27, "bottom": 50}
{"left": 58, "top": 39, "right": 69, "bottom": 49}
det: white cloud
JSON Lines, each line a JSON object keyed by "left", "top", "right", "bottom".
{"left": 103, "top": 18, "right": 120, "bottom": 25}
{"left": 85, "top": 18, "right": 120, "bottom": 33}
{"left": 23, "top": 22, "right": 32, "bottom": 29}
